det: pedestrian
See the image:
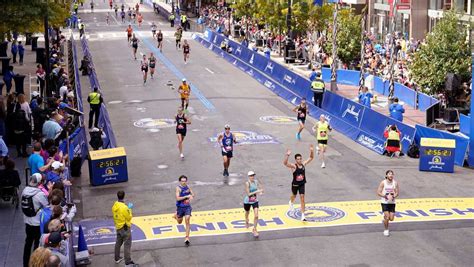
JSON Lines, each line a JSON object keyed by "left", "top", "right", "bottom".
{"left": 293, "top": 98, "right": 307, "bottom": 140}
{"left": 121, "top": 10, "right": 126, "bottom": 23}
{"left": 173, "top": 175, "right": 195, "bottom": 245}
{"left": 309, "top": 67, "right": 318, "bottom": 81}
{"left": 3, "top": 66, "right": 15, "bottom": 95}
{"left": 106, "top": 12, "right": 110, "bottom": 25}
{"left": 311, "top": 72, "right": 325, "bottom": 108}
{"left": 151, "top": 22, "right": 157, "bottom": 38}
{"left": 149, "top": 52, "right": 156, "bottom": 79}
{"left": 125, "top": 24, "right": 133, "bottom": 43}
{"left": 11, "top": 41, "right": 18, "bottom": 63}
{"left": 217, "top": 124, "right": 238, "bottom": 177}
{"left": 36, "top": 64, "right": 46, "bottom": 96}
{"left": 283, "top": 144, "right": 314, "bottom": 221}
{"left": 90, "top": 1, "right": 94, "bottom": 13}
{"left": 22, "top": 173, "right": 49, "bottom": 267}
{"left": 87, "top": 87, "right": 103, "bottom": 129}
{"left": 183, "top": 39, "right": 190, "bottom": 64}
{"left": 79, "top": 23, "right": 85, "bottom": 37}
{"left": 377, "top": 170, "right": 399, "bottom": 237}
{"left": 243, "top": 171, "right": 263, "bottom": 238}
{"left": 178, "top": 78, "right": 190, "bottom": 110}
{"left": 18, "top": 41, "right": 25, "bottom": 65}
{"left": 112, "top": 190, "right": 135, "bottom": 265}
{"left": 137, "top": 13, "right": 143, "bottom": 27}
{"left": 312, "top": 115, "right": 332, "bottom": 168}
{"left": 176, "top": 107, "right": 191, "bottom": 158}
{"left": 389, "top": 97, "right": 405, "bottom": 122}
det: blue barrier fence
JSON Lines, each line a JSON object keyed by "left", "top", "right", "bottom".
{"left": 80, "top": 36, "right": 118, "bottom": 149}
{"left": 196, "top": 31, "right": 417, "bottom": 156}
{"left": 460, "top": 114, "right": 470, "bottom": 136}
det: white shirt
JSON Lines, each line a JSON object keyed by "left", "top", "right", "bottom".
{"left": 59, "top": 85, "right": 68, "bottom": 99}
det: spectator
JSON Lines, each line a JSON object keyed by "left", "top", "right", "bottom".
{"left": 3, "top": 66, "right": 15, "bottom": 95}
{"left": 0, "top": 96, "right": 6, "bottom": 138}
{"left": 46, "top": 231, "right": 69, "bottom": 266}
{"left": 42, "top": 113, "right": 63, "bottom": 141}
{"left": 32, "top": 97, "right": 47, "bottom": 141}
{"left": 28, "top": 247, "right": 51, "bottom": 267}
{"left": 0, "top": 136, "right": 8, "bottom": 163}
{"left": 389, "top": 97, "right": 405, "bottom": 122}
{"left": 383, "top": 125, "right": 402, "bottom": 158}
{"left": 39, "top": 194, "right": 62, "bottom": 234}
{"left": 112, "top": 190, "right": 135, "bottom": 265}
{"left": 0, "top": 159, "right": 21, "bottom": 188}
{"left": 11, "top": 40, "right": 18, "bottom": 63}
{"left": 18, "top": 41, "right": 25, "bottom": 65}
{"left": 46, "top": 254, "right": 61, "bottom": 267}
{"left": 22, "top": 173, "right": 49, "bottom": 267}
{"left": 28, "top": 142, "right": 53, "bottom": 175}
{"left": 12, "top": 102, "right": 30, "bottom": 157}
{"left": 36, "top": 64, "right": 46, "bottom": 96}
{"left": 358, "top": 86, "right": 373, "bottom": 108}
{"left": 17, "top": 94, "right": 32, "bottom": 121}
{"left": 46, "top": 161, "right": 71, "bottom": 186}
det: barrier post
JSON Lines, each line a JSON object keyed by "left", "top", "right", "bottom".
{"left": 468, "top": 59, "right": 474, "bottom": 167}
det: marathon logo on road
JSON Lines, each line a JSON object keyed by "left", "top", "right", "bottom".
{"left": 133, "top": 118, "right": 176, "bottom": 129}
{"left": 259, "top": 116, "right": 298, "bottom": 125}
{"left": 208, "top": 131, "right": 279, "bottom": 146}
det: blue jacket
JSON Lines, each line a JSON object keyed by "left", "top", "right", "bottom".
{"left": 358, "top": 92, "right": 373, "bottom": 108}
{"left": 389, "top": 103, "right": 405, "bottom": 122}
{"left": 11, "top": 44, "right": 18, "bottom": 54}
{"left": 18, "top": 44, "right": 24, "bottom": 55}
{"left": 3, "top": 70, "right": 14, "bottom": 82}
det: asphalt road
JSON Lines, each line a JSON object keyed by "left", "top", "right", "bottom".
{"left": 72, "top": 1, "right": 474, "bottom": 266}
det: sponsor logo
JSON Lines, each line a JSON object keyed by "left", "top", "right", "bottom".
{"left": 102, "top": 167, "right": 119, "bottom": 183}
{"left": 213, "top": 35, "right": 217, "bottom": 44}
{"left": 356, "top": 134, "right": 385, "bottom": 154}
{"left": 264, "top": 80, "right": 275, "bottom": 90}
{"left": 249, "top": 54, "right": 254, "bottom": 64}
{"left": 342, "top": 104, "right": 361, "bottom": 122}
{"left": 264, "top": 62, "right": 274, "bottom": 73}
{"left": 204, "top": 31, "right": 209, "bottom": 39}
{"left": 208, "top": 43, "right": 213, "bottom": 50}
{"left": 246, "top": 69, "right": 254, "bottom": 77}
{"left": 209, "top": 130, "right": 279, "bottom": 145}
{"left": 235, "top": 47, "right": 242, "bottom": 55}
{"left": 429, "top": 156, "right": 445, "bottom": 170}
{"left": 133, "top": 118, "right": 176, "bottom": 129}
{"left": 283, "top": 74, "right": 296, "bottom": 85}
{"left": 287, "top": 206, "right": 346, "bottom": 222}
{"left": 401, "top": 134, "right": 412, "bottom": 144}
{"left": 233, "top": 60, "right": 237, "bottom": 65}
{"left": 259, "top": 116, "right": 298, "bottom": 124}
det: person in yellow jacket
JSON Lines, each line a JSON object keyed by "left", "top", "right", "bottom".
{"left": 112, "top": 190, "right": 135, "bottom": 265}
{"left": 87, "top": 87, "right": 103, "bottom": 129}
{"left": 312, "top": 114, "right": 332, "bottom": 168}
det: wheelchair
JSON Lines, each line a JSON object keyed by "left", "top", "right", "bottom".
{"left": 0, "top": 186, "right": 19, "bottom": 208}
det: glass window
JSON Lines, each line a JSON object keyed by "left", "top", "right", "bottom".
{"left": 429, "top": 0, "right": 443, "bottom": 10}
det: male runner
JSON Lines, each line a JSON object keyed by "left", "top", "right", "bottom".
{"left": 140, "top": 55, "right": 148, "bottom": 85}
{"left": 293, "top": 98, "right": 308, "bottom": 140}
{"left": 178, "top": 78, "right": 191, "bottom": 110}
{"left": 130, "top": 34, "right": 139, "bottom": 60}
{"left": 156, "top": 30, "right": 164, "bottom": 52}
{"left": 182, "top": 39, "right": 190, "bottom": 64}
{"left": 312, "top": 114, "right": 332, "bottom": 168}
{"left": 151, "top": 22, "right": 157, "bottom": 38}
{"left": 217, "top": 124, "right": 238, "bottom": 177}
{"left": 149, "top": 52, "right": 157, "bottom": 79}
{"left": 283, "top": 144, "right": 314, "bottom": 221}
{"left": 114, "top": 4, "right": 118, "bottom": 17}
{"left": 127, "top": 8, "right": 132, "bottom": 22}
{"left": 173, "top": 175, "right": 195, "bottom": 245}
{"left": 120, "top": 10, "right": 126, "bottom": 23}
{"left": 125, "top": 25, "right": 133, "bottom": 43}
{"left": 243, "top": 171, "right": 264, "bottom": 237}
{"left": 377, "top": 170, "right": 399, "bottom": 237}
{"left": 137, "top": 13, "right": 143, "bottom": 27}
{"left": 106, "top": 13, "right": 110, "bottom": 25}
{"left": 175, "top": 27, "right": 183, "bottom": 49}
{"left": 176, "top": 107, "right": 191, "bottom": 158}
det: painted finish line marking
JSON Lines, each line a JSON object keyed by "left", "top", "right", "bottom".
{"left": 76, "top": 198, "right": 473, "bottom": 247}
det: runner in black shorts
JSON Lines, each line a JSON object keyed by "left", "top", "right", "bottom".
{"left": 243, "top": 171, "right": 264, "bottom": 237}
{"left": 293, "top": 98, "right": 307, "bottom": 140}
{"left": 183, "top": 39, "right": 190, "bottom": 64}
{"left": 131, "top": 34, "right": 139, "bottom": 60}
{"left": 217, "top": 124, "right": 238, "bottom": 176}
{"left": 149, "top": 52, "right": 156, "bottom": 79}
{"left": 377, "top": 170, "right": 399, "bottom": 236}
{"left": 156, "top": 30, "right": 164, "bottom": 53}
{"left": 283, "top": 144, "right": 314, "bottom": 221}
{"left": 176, "top": 107, "right": 191, "bottom": 158}
{"left": 140, "top": 54, "right": 148, "bottom": 85}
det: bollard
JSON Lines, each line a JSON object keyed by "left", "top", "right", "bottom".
{"left": 13, "top": 74, "right": 26, "bottom": 95}
{"left": 0, "top": 57, "right": 11, "bottom": 75}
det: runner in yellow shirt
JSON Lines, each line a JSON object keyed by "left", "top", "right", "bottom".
{"left": 178, "top": 78, "right": 191, "bottom": 111}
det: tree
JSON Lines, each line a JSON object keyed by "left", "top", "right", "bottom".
{"left": 0, "top": 0, "right": 71, "bottom": 39}
{"left": 409, "top": 10, "right": 471, "bottom": 95}
{"left": 323, "top": 8, "right": 362, "bottom": 66}
{"left": 307, "top": 2, "right": 334, "bottom": 33}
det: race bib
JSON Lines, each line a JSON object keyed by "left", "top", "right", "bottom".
{"left": 177, "top": 125, "right": 184, "bottom": 129}
{"left": 320, "top": 131, "right": 327, "bottom": 137}
{"left": 183, "top": 198, "right": 190, "bottom": 205}
{"left": 225, "top": 146, "right": 232, "bottom": 151}
{"left": 248, "top": 195, "right": 257, "bottom": 202}
{"left": 296, "top": 174, "right": 304, "bottom": 182}
{"left": 299, "top": 113, "right": 305, "bottom": 118}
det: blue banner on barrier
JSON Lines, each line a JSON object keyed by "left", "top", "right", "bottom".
{"left": 394, "top": 83, "right": 416, "bottom": 107}
{"left": 418, "top": 93, "right": 438, "bottom": 112}
{"left": 415, "top": 124, "right": 468, "bottom": 166}
{"left": 339, "top": 98, "right": 366, "bottom": 128}
{"left": 337, "top": 69, "right": 360, "bottom": 86}
{"left": 460, "top": 114, "right": 470, "bottom": 136}
{"left": 355, "top": 131, "right": 386, "bottom": 154}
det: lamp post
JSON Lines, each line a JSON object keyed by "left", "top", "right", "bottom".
{"left": 172, "top": 0, "right": 175, "bottom": 15}
{"left": 286, "top": 0, "right": 292, "bottom": 38}
{"left": 44, "top": 5, "right": 51, "bottom": 97}
{"left": 330, "top": 1, "right": 339, "bottom": 92}
{"left": 359, "top": 14, "right": 366, "bottom": 91}
{"left": 387, "top": 0, "right": 398, "bottom": 100}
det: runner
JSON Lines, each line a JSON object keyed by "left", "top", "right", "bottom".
{"left": 178, "top": 78, "right": 190, "bottom": 110}
{"left": 132, "top": 9, "right": 136, "bottom": 24}
{"left": 173, "top": 175, "right": 195, "bottom": 245}
{"left": 140, "top": 55, "right": 148, "bottom": 85}
{"left": 312, "top": 114, "right": 332, "bottom": 168}
{"left": 109, "top": 0, "right": 113, "bottom": 9}
{"left": 106, "top": 13, "right": 110, "bottom": 25}
{"left": 130, "top": 34, "right": 139, "bottom": 60}
{"left": 151, "top": 22, "right": 157, "bottom": 38}
{"left": 121, "top": 3, "right": 125, "bottom": 12}
{"left": 114, "top": 4, "right": 118, "bottom": 17}
{"left": 128, "top": 8, "right": 132, "bottom": 22}
{"left": 90, "top": 1, "right": 94, "bottom": 12}
{"left": 135, "top": 2, "right": 140, "bottom": 13}
{"left": 175, "top": 27, "right": 183, "bottom": 49}
{"left": 377, "top": 170, "right": 399, "bottom": 237}
{"left": 120, "top": 10, "right": 126, "bottom": 23}
{"left": 293, "top": 98, "right": 307, "bottom": 140}
{"left": 217, "top": 124, "right": 238, "bottom": 177}
{"left": 283, "top": 144, "right": 314, "bottom": 221}
{"left": 243, "top": 171, "right": 264, "bottom": 238}
{"left": 125, "top": 25, "right": 133, "bottom": 43}
{"left": 183, "top": 39, "right": 190, "bottom": 64}
{"left": 156, "top": 30, "right": 164, "bottom": 52}
{"left": 176, "top": 107, "right": 191, "bottom": 158}
{"left": 137, "top": 13, "right": 143, "bottom": 27}
{"left": 149, "top": 52, "right": 156, "bottom": 79}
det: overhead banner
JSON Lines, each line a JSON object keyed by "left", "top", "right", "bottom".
{"left": 77, "top": 198, "right": 474, "bottom": 246}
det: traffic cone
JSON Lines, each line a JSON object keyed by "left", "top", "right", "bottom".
{"left": 78, "top": 224, "right": 88, "bottom": 252}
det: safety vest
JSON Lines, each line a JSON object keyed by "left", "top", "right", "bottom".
{"left": 316, "top": 121, "right": 329, "bottom": 140}
{"left": 181, "top": 15, "right": 187, "bottom": 23}
{"left": 74, "top": 3, "right": 78, "bottom": 9}
{"left": 89, "top": 92, "right": 101, "bottom": 105}
{"left": 169, "top": 14, "right": 175, "bottom": 21}
{"left": 385, "top": 130, "right": 400, "bottom": 148}
{"left": 311, "top": 79, "right": 325, "bottom": 93}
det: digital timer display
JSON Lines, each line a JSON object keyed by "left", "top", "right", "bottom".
{"left": 96, "top": 159, "right": 125, "bottom": 168}
{"left": 424, "top": 149, "right": 452, "bottom": 157}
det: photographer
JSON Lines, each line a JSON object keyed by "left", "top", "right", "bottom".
{"left": 383, "top": 125, "right": 402, "bottom": 158}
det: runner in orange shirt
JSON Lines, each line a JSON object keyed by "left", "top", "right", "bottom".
{"left": 125, "top": 25, "right": 133, "bottom": 43}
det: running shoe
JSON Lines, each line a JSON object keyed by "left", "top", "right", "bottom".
{"left": 301, "top": 213, "right": 306, "bottom": 221}
{"left": 288, "top": 200, "right": 294, "bottom": 210}
{"left": 321, "top": 162, "right": 326, "bottom": 168}
{"left": 180, "top": 153, "right": 184, "bottom": 158}
{"left": 185, "top": 239, "right": 190, "bottom": 245}
{"left": 115, "top": 257, "right": 124, "bottom": 264}
{"left": 383, "top": 230, "right": 390, "bottom": 236}
{"left": 125, "top": 261, "right": 136, "bottom": 266}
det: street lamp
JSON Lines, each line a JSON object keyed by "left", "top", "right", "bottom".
{"left": 330, "top": 1, "right": 339, "bottom": 92}
{"left": 286, "top": 0, "right": 292, "bottom": 38}
{"left": 43, "top": 3, "right": 51, "bottom": 97}
{"left": 388, "top": 0, "right": 398, "bottom": 100}
{"left": 359, "top": 14, "right": 367, "bottom": 91}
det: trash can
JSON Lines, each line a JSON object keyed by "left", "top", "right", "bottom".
{"left": 0, "top": 41, "right": 7, "bottom": 57}
{"left": 13, "top": 74, "right": 26, "bottom": 95}
{"left": 0, "top": 81, "right": 4, "bottom": 94}
{"left": 32, "top": 37, "right": 39, "bottom": 51}
{"left": 36, "top": 48, "right": 46, "bottom": 64}
{"left": 25, "top": 33, "right": 33, "bottom": 45}
{"left": 0, "top": 57, "right": 11, "bottom": 75}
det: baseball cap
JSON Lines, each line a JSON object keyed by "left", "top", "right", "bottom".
{"left": 182, "top": 78, "right": 187, "bottom": 82}
{"left": 32, "top": 91, "right": 40, "bottom": 97}
{"left": 58, "top": 103, "right": 70, "bottom": 110}
{"left": 52, "top": 161, "right": 64, "bottom": 170}
{"left": 224, "top": 124, "right": 230, "bottom": 129}
{"left": 247, "top": 171, "right": 256, "bottom": 176}
{"left": 29, "top": 173, "right": 43, "bottom": 186}
{"left": 47, "top": 231, "right": 63, "bottom": 246}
